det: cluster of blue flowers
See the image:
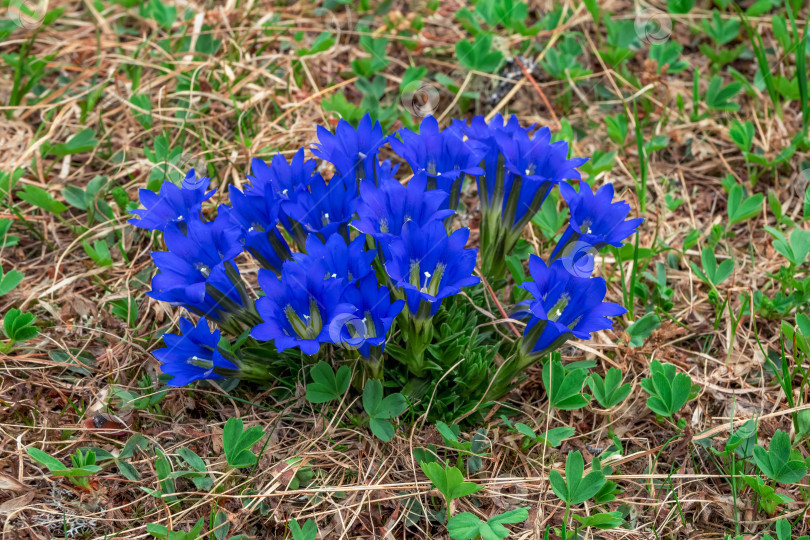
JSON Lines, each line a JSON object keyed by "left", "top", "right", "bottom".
{"left": 130, "top": 114, "right": 641, "bottom": 395}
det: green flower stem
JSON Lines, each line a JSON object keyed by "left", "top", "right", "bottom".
{"left": 399, "top": 311, "right": 434, "bottom": 377}
{"left": 562, "top": 502, "right": 571, "bottom": 540}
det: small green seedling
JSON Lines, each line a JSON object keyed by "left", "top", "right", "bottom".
{"left": 764, "top": 518, "right": 809, "bottom": 540}
{"left": 447, "top": 507, "right": 529, "bottom": 540}
{"left": 27, "top": 447, "right": 101, "bottom": 489}
{"left": 305, "top": 361, "right": 351, "bottom": 404}
{"left": 753, "top": 429, "right": 807, "bottom": 484}
{"left": 764, "top": 226, "right": 810, "bottom": 267}
{"left": 550, "top": 450, "right": 606, "bottom": 539}
{"left": 591, "top": 458, "right": 622, "bottom": 504}
{"left": 588, "top": 368, "right": 631, "bottom": 409}
{"left": 82, "top": 240, "right": 113, "bottom": 267}
{"left": 727, "top": 184, "right": 764, "bottom": 226}
{"left": 625, "top": 313, "right": 662, "bottom": 348}
{"left": 511, "top": 423, "right": 575, "bottom": 451}
{"left": 435, "top": 422, "right": 490, "bottom": 473}
{"left": 542, "top": 357, "right": 590, "bottom": 410}
{"left": 146, "top": 518, "right": 204, "bottom": 540}
{"left": 691, "top": 247, "right": 734, "bottom": 289}
{"left": 362, "top": 379, "right": 408, "bottom": 442}
{"left": 1, "top": 309, "right": 39, "bottom": 353}
{"left": 704, "top": 75, "right": 742, "bottom": 112}
{"left": 171, "top": 447, "right": 213, "bottom": 490}
{"left": 288, "top": 518, "right": 318, "bottom": 540}
{"left": 571, "top": 512, "right": 623, "bottom": 533}
{"left": 641, "top": 360, "right": 697, "bottom": 420}
{"left": 455, "top": 33, "right": 505, "bottom": 73}
{"left": 420, "top": 461, "right": 480, "bottom": 516}
{"left": 0, "top": 266, "right": 23, "bottom": 297}
{"left": 223, "top": 417, "right": 265, "bottom": 468}
{"left": 744, "top": 474, "right": 793, "bottom": 515}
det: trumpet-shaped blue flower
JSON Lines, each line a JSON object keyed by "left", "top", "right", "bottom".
{"left": 281, "top": 174, "right": 359, "bottom": 249}
{"left": 248, "top": 149, "right": 318, "bottom": 200}
{"left": 252, "top": 259, "right": 356, "bottom": 355}
{"left": 331, "top": 276, "right": 405, "bottom": 357}
{"left": 129, "top": 169, "right": 214, "bottom": 231}
{"left": 388, "top": 116, "right": 484, "bottom": 210}
{"left": 352, "top": 173, "right": 454, "bottom": 247}
{"left": 154, "top": 317, "right": 237, "bottom": 386}
{"left": 385, "top": 220, "right": 479, "bottom": 318}
{"left": 312, "top": 114, "right": 385, "bottom": 185}
{"left": 295, "top": 234, "right": 376, "bottom": 283}
{"left": 222, "top": 184, "right": 291, "bottom": 273}
{"left": 495, "top": 128, "right": 587, "bottom": 222}
{"left": 550, "top": 182, "right": 644, "bottom": 261}
{"left": 518, "top": 255, "right": 626, "bottom": 357}
{"left": 148, "top": 215, "right": 246, "bottom": 320}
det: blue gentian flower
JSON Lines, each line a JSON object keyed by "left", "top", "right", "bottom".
{"left": 384, "top": 220, "right": 480, "bottom": 318}
{"left": 148, "top": 215, "right": 246, "bottom": 320}
{"left": 312, "top": 114, "right": 385, "bottom": 185}
{"left": 352, "top": 173, "right": 454, "bottom": 246}
{"left": 331, "top": 275, "right": 404, "bottom": 358}
{"left": 295, "top": 234, "right": 376, "bottom": 283}
{"left": 129, "top": 169, "right": 214, "bottom": 231}
{"left": 222, "top": 185, "right": 291, "bottom": 273}
{"left": 281, "top": 174, "right": 359, "bottom": 250}
{"left": 252, "top": 259, "right": 356, "bottom": 355}
{"left": 453, "top": 114, "right": 587, "bottom": 281}
{"left": 248, "top": 149, "right": 318, "bottom": 200}
{"left": 517, "top": 255, "right": 626, "bottom": 357}
{"left": 388, "top": 116, "right": 484, "bottom": 210}
{"left": 153, "top": 317, "right": 237, "bottom": 386}
{"left": 494, "top": 128, "right": 587, "bottom": 226}
{"left": 550, "top": 182, "right": 644, "bottom": 261}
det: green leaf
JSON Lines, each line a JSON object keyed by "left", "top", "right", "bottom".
{"left": 27, "top": 447, "right": 67, "bottom": 472}
{"left": 649, "top": 41, "right": 688, "bottom": 74}
{"left": 288, "top": 518, "right": 318, "bottom": 540}
{"left": 549, "top": 451, "right": 606, "bottom": 505}
{"left": 542, "top": 357, "right": 590, "bottom": 410}
{"left": 363, "top": 380, "right": 407, "bottom": 442}
{"left": 727, "top": 184, "right": 763, "bottom": 225}
{"left": 538, "top": 426, "right": 575, "bottom": 447}
{"left": 701, "top": 10, "right": 739, "bottom": 46}
{"left": 729, "top": 120, "right": 754, "bottom": 153}
{"left": 130, "top": 94, "right": 153, "bottom": 130}
{"left": 447, "top": 512, "right": 483, "bottom": 539}
{"left": 640, "top": 361, "right": 693, "bottom": 418}
{"left": 0, "top": 268, "right": 24, "bottom": 297}
{"left": 572, "top": 511, "right": 623, "bottom": 529}
{"left": 4, "top": 309, "right": 38, "bottom": 343}
{"left": 17, "top": 185, "right": 67, "bottom": 215}
{"left": 222, "top": 418, "right": 265, "bottom": 469}
{"left": 765, "top": 226, "right": 810, "bottom": 266}
{"left": 48, "top": 128, "right": 98, "bottom": 158}
{"left": 754, "top": 430, "right": 808, "bottom": 484}
{"left": 455, "top": 33, "right": 505, "bottom": 73}
{"left": 420, "top": 461, "right": 480, "bottom": 505}
{"left": 705, "top": 75, "right": 741, "bottom": 111}
{"left": 625, "top": 313, "right": 661, "bottom": 347}
{"left": 588, "top": 367, "right": 632, "bottom": 408}
{"left": 667, "top": 0, "right": 694, "bottom": 14}
{"left": 305, "top": 361, "right": 351, "bottom": 404}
